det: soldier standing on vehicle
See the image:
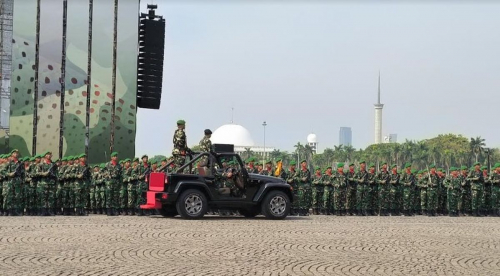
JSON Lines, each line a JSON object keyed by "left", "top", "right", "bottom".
{"left": 199, "top": 129, "right": 212, "bottom": 172}
{"left": 172, "top": 120, "right": 190, "bottom": 171}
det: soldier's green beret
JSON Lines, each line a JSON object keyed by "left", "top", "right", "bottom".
{"left": 61, "top": 157, "right": 66, "bottom": 161}
{"left": 100, "top": 164, "right": 105, "bottom": 169}
{"left": 141, "top": 154, "right": 148, "bottom": 159}
{"left": 369, "top": 163, "right": 375, "bottom": 168}
{"left": 326, "top": 166, "right": 332, "bottom": 170}
{"left": 124, "top": 158, "right": 131, "bottom": 162}
{"left": 266, "top": 160, "right": 272, "bottom": 164}
{"left": 176, "top": 119, "right": 185, "bottom": 125}
{"left": 429, "top": 164, "right": 436, "bottom": 169}
{"left": 381, "top": 162, "right": 387, "bottom": 166}
{"left": 276, "top": 158, "right": 282, "bottom": 163}
{"left": 411, "top": 169, "right": 417, "bottom": 174}
{"left": 315, "top": 167, "right": 321, "bottom": 171}
{"left": 79, "top": 153, "right": 87, "bottom": 158}
{"left": 160, "top": 157, "right": 167, "bottom": 162}
{"left": 255, "top": 162, "right": 260, "bottom": 166}
{"left": 481, "top": 166, "right": 487, "bottom": 170}
{"left": 473, "top": 162, "right": 480, "bottom": 166}
{"left": 93, "top": 164, "right": 99, "bottom": 168}
{"left": 423, "top": 169, "right": 428, "bottom": 173}
{"left": 417, "top": 170, "right": 422, "bottom": 174}
{"left": 119, "top": 160, "right": 124, "bottom": 164}
{"left": 221, "top": 158, "right": 226, "bottom": 163}
{"left": 337, "top": 163, "right": 344, "bottom": 168}
{"left": 404, "top": 163, "right": 411, "bottom": 168}
{"left": 289, "top": 161, "right": 296, "bottom": 166}
{"left": 29, "top": 157, "right": 35, "bottom": 161}
{"left": 300, "top": 159, "right": 307, "bottom": 164}
{"left": 133, "top": 157, "right": 139, "bottom": 162}
{"left": 111, "top": 152, "right": 118, "bottom": 157}
{"left": 359, "top": 160, "right": 366, "bottom": 164}
{"left": 391, "top": 164, "right": 397, "bottom": 169}
{"left": 449, "top": 167, "right": 456, "bottom": 171}
{"left": 35, "top": 154, "right": 42, "bottom": 159}
{"left": 460, "top": 165, "right": 467, "bottom": 170}
{"left": 9, "top": 149, "right": 19, "bottom": 154}
{"left": 494, "top": 163, "right": 500, "bottom": 169}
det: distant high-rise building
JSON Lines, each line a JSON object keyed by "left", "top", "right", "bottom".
{"left": 339, "top": 127, "right": 352, "bottom": 147}
{"left": 383, "top": 134, "right": 397, "bottom": 143}
{"left": 374, "top": 72, "right": 384, "bottom": 144}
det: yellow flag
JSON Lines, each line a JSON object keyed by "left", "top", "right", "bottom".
{"left": 274, "top": 161, "right": 282, "bottom": 177}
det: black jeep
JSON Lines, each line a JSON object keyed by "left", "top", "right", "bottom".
{"left": 140, "top": 145, "right": 294, "bottom": 220}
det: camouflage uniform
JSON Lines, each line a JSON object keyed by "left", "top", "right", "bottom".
{"left": 172, "top": 122, "right": 189, "bottom": 170}
{"left": 55, "top": 162, "right": 66, "bottom": 214}
{"left": 459, "top": 169, "right": 472, "bottom": 215}
{"left": 25, "top": 161, "right": 38, "bottom": 215}
{"left": 468, "top": 168, "right": 484, "bottom": 216}
{"left": 367, "top": 168, "right": 378, "bottom": 215}
{"left": 321, "top": 169, "right": 334, "bottom": 215}
{"left": 296, "top": 164, "right": 311, "bottom": 215}
{"left": 355, "top": 167, "right": 369, "bottom": 215}
{"left": 199, "top": 132, "right": 212, "bottom": 168}
{"left": 285, "top": 167, "right": 298, "bottom": 215}
{"left": 74, "top": 162, "right": 89, "bottom": 215}
{"left": 121, "top": 163, "right": 133, "bottom": 214}
{"left": 400, "top": 169, "right": 415, "bottom": 215}
{"left": 89, "top": 166, "right": 99, "bottom": 214}
{"left": 333, "top": 169, "right": 347, "bottom": 215}
{"left": 427, "top": 170, "right": 439, "bottom": 216}
{"left": 311, "top": 169, "right": 323, "bottom": 214}
{"left": 103, "top": 158, "right": 121, "bottom": 215}
{"left": 62, "top": 161, "right": 75, "bottom": 214}
{"left": 446, "top": 170, "right": 461, "bottom": 216}
{"left": 377, "top": 169, "right": 391, "bottom": 215}
{"left": 135, "top": 162, "right": 149, "bottom": 215}
{"left": 418, "top": 172, "right": 428, "bottom": 215}
{"left": 2, "top": 158, "right": 23, "bottom": 215}
{"left": 37, "top": 158, "right": 57, "bottom": 215}
{"left": 346, "top": 167, "right": 357, "bottom": 215}
{"left": 95, "top": 166, "right": 106, "bottom": 213}
{"left": 490, "top": 167, "right": 500, "bottom": 216}
{"left": 389, "top": 170, "right": 401, "bottom": 215}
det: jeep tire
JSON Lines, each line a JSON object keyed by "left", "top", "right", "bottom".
{"left": 176, "top": 189, "right": 208, "bottom": 219}
{"left": 261, "top": 190, "right": 290, "bottom": 220}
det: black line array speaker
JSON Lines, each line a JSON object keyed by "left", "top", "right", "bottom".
{"left": 137, "top": 9, "right": 165, "bottom": 109}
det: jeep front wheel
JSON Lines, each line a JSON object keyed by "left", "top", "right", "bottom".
{"left": 261, "top": 190, "right": 290, "bottom": 220}
{"left": 176, "top": 189, "right": 208, "bottom": 219}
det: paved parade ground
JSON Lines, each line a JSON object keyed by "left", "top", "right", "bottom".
{"left": 1, "top": 215, "right": 499, "bottom": 276}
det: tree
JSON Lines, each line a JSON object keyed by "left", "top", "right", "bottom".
{"left": 470, "top": 136, "right": 486, "bottom": 162}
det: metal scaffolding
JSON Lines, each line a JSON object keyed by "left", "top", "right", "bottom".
{"left": 0, "top": 0, "right": 13, "bottom": 137}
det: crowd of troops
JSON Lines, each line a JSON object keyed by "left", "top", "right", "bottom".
{"left": 0, "top": 149, "right": 176, "bottom": 216}
{"left": 246, "top": 159, "right": 500, "bottom": 217}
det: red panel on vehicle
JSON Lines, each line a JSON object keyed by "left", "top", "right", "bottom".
{"left": 140, "top": 191, "right": 162, "bottom": 209}
{"left": 149, "top": 172, "right": 165, "bottom": 192}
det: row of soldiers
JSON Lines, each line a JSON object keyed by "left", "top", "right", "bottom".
{"left": 244, "top": 159, "right": 500, "bottom": 217}
{"left": 0, "top": 149, "right": 166, "bottom": 216}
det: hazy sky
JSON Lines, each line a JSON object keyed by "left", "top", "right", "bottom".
{"left": 136, "top": 1, "right": 500, "bottom": 156}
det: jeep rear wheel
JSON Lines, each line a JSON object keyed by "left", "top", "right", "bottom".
{"left": 261, "top": 190, "right": 290, "bottom": 220}
{"left": 159, "top": 205, "right": 178, "bottom": 217}
{"left": 176, "top": 189, "right": 208, "bottom": 219}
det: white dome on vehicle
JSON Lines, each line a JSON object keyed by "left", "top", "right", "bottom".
{"left": 211, "top": 124, "right": 255, "bottom": 147}
{"left": 307, "top": 133, "right": 317, "bottom": 143}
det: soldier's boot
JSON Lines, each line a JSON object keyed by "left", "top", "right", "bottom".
{"left": 47, "top": 208, "right": 54, "bottom": 216}
{"left": 137, "top": 209, "right": 144, "bottom": 216}
{"left": 130, "top": 208, "right": 135, "bottom": 215}
{"left": 312, "top": 208, "right": 317, "bottom": 215}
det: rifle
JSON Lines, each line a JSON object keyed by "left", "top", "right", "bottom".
{"left": 13, "top": 161, "right": 23, "bottom": 177}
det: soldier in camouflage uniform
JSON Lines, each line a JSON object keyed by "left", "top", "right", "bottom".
{"left": 89, "top": 165, "right": 100, "bottom": 214}
{"left": 490, "top": 163, "right": 500, "bottom": 217}
{"left": 366, "top": 164, "right": 377, "bottom": 215}
{"left": 36, "top": 151, "right": 57, "bottom": 216}
{"left": 446, "top": 167, "right": 461, "bottom": 216}
{"left": 2, "top": 150, "right": 23, "bottom": 216}
{"left": 120, "top": 159, "right": 133, "bottom": 215}
{"left": 322, "top": 166, "right": 334, "bottom": 215}
{"left": 172, "top": 120, "right": 191, "bottom": 171}
{"left": 246, "top": 157, "right": 258, "bottom": 174}
{"left": 388, "top": 164, "right": 401, "bottom": 216}
{"left": 96, "top": 164, "right": 106, "bottom": 214}
{"left": 346, "top": 163, "right": 357, "bottom": 215}
{"left": 459, "top": 165, "right": 471, "bottom": 215}
{"left": 296, "top": 160, "right": 311, "bottom": 215}
{"left": 199, "top": 129, "right": 213, "bottom": 171}
{"left": 355, "top": 161, "right": 369, "bottom": 216}
{"left": 61, "top": 157, "right": 74, "bottom": 215}
{"left": 311, "top": 167, "right": 323, "bottom": 215}
{"left": 24, "top": 157, "right": 36, "bottom": 215}
{"left": 468, "top": 162, "right": 484, "bottom": 216}
{"left": 0, "top": 154, "right": 6, "bottom": 215}
{"left": 377, "top": 163, "right": 391, "bottom": 216}
{"left": 55, "top": 157, "right": 67, "bottom": 215}
{"left": 74, "top": 154, "right": 89, "bottom": 216}
{"left": 103, "top": 152, "right": 121, "bottom": 216}
{"left": 286, "top": 161, "right": 298, "bottom": 215}
{"left": 417, "top": 169, "right": 428, "bottom": 215}
{"left": 333, "top": 163, "right": 347, "bottom": 216}
{"left": 260, "top": 161, "right": 273, "bottom": 176}
{"left": 426, "top": 165, "right": 439, "bottom": 216}
{"left": 482, "top": 166, "right": 491, "bottom": 215}
{"left": 400, "top": 163, "right": 415, "bottom": 216}
{"left": 135, "top": 155, "right": 149, "bottom": 216}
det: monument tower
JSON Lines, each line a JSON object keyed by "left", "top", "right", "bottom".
{"left": 374, "top": 72, "right": 383, "bottom": 144}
